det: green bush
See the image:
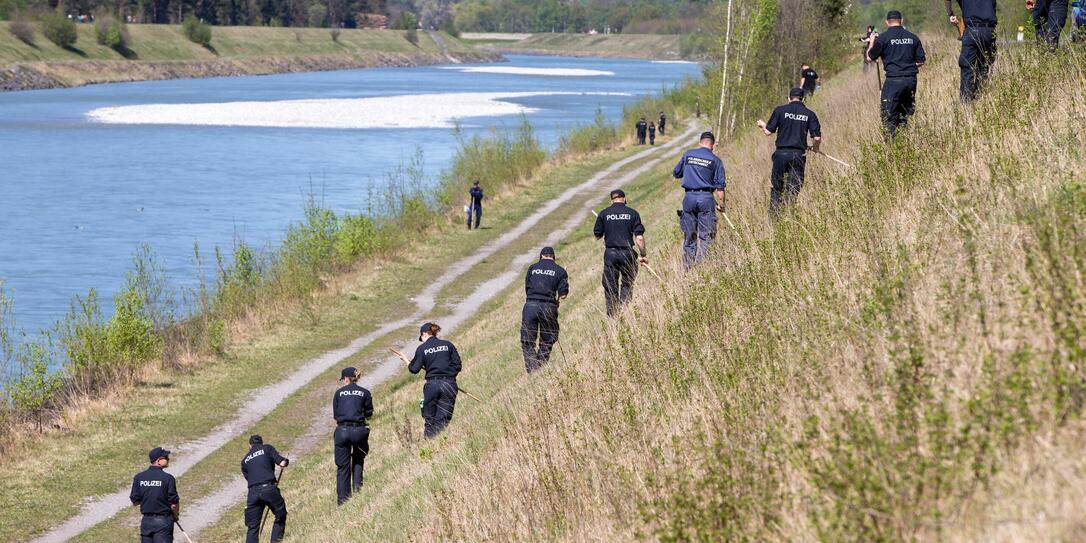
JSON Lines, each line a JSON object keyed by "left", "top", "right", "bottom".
{"left": 405, "top": 27, "right": 418, "bottom": 46}
{"left": 330, "top": 28, "right": 340, "bottom": 42}
{"left": 181, "top": 14, "right": 211, "bottom": 46}
{"left": 94, "top": 13, "right": 129, "bottom": 51}
{"left": 333, "top": 215, "right": 380, "bottom": 264}
{"left": 105, "top": 286, "right": 160, "bottom": 377}
{"left": 39, "top": 10, "right": 77, "bottom": 49}
{"left": 9, "top": 17, "right": 34, "bottom": 45}
{"left": 559, "top": 106, "right": 618, "bottom": 155}
{"left": 6, "top": 339, "right": 63, "bottom": 433}
{"left": 307, "top": 4, "right": 326, "bottom": 27}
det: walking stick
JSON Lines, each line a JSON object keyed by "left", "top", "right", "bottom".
{"left": 813, "top": 151, "right": 855, "bottom": 169}
{"left": 174, "top": 518, "right": 196, "bottom": 543}
{"left": 257, "top": 466, "right": 284, "bottom": 540}
{"left": 456, "top": 386, "right": 482, "bottom": 402}
{"left": 875, "top": 60, "right": 883, "bottom": 91}
{"left": 641, "top": 262, "right": 664, "bottom": 281}
{"left": 721, "top": 212, "right": 738, "bottom": 232}
{"left": 555, "top": 339, "right": 569, "bottom": 365}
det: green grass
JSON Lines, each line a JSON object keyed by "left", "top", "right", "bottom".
{"left": 0, "top": 128, "right": 677, "bottom": 541}
{"left": 0, "top": 23, "right": 467, "bottom": 63}
{"left": 495, "top": 32, "right": 688, "bottom": 60}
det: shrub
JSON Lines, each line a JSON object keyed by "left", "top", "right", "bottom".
{"left": 105, "top": 286, "right": 160, "bottom": 378}
{"left": 9, "top": 17, "right": 34, "bottom": 46}
{"left": 405, "top": 27, "right": 418, "bottom": 45}
{"left": 94, "top": 13, "right": 129, "bottom": 51}
{"left": 306, "top": 4, "right": 326, "bottom": 28}
{"left": 40, "top": 10, "right": 77, "bottom": 49}
{"left": 334, "top": 215, "right": 379, "bottom": 263}
{"left": 6, "top": 339, "right": 62, "bottom": 433}
{"left": 181, "top": 14, "right": 211, "bottom": 46}
{"left": 330, "top": 28, "right": 340, "bottom": 42}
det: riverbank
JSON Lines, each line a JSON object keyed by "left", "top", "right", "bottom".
{"left": 463, "top": 32, "right": 702, "bottom": 61}
{"left": 0, "top": 24, "right": 500, "bottom": 90}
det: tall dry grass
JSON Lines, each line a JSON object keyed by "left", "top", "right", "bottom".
{"left": 402, "top": 39, "right": 1086, "bottom": 541}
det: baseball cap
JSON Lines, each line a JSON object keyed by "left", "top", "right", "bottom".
{"left": 789, "top": 87, "right": 806, "bottom": 98}
{"left": 699, "top": 131, "right": 716, "bottom": 142}
{"left": 610, "top": 189, "right": 625, "bottom": 199}
{"left": 149, "top": 447, "right": 171, "bottom": 462}
{"left": 340, "top": 366, "right": 357, "bottom": 379}
{"left": 886, "top": 9, "right": 902, "bottom": 20}
{"left": 249, "top": 434, "right": 263, "bottom": 446}
{"left": 419, "top": 322, "right": 435, "bottom": 341}
{"left": 540, "top": 246, "right": 555, "bottom": 258}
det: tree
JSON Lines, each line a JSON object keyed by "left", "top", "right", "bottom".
{"left": 7, "top": 340, "right": 63, "bottom": 433}
{"left": 40, "top": 9, "right": 77, "bottom": 49}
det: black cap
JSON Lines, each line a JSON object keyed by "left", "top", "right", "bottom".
{"left": 609, "top": 189, "right": 625, "bottom": 199}
{"left": 419, "top": 322, "right": 434, "bottom": 341}
{"left": 886, "top": 9, "right": 902, "bottom": 20}
{"left": 249, "top": 434, "right": 263, "bottom": 446}
{"left": 789, "top": 87, "right": 806, "bottom": 98}
{"left": 149, "top": 447, "right": 170, "bottom": 462}
{"left": 540, "top": 246, "right": 555, "bottom": 258}
{"left": 700, "top": 131, "right": 716, "bottom": 142}
{"left": 340, "top": 366, "right": 357, "bottom": 379}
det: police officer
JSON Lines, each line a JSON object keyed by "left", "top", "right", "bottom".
{"left": 866, "top": 11, "right": 926, "bottom": 137}
{"left": 401, "top": 323, "right": 462, "bottom": 438}
{"left": 467, "top": 181, "right": 484, "bottom": 230}
{"left": 241, "top": 435, "right": 288, "bottom": 543}
{"left": 859, "top": 26, "right": 876, "bottom": 73}
{"left": 672, "top": 132, "right": 726, "bottom": 268}
{"left": 647, "top": 120, "right": 656, "bottom": 145}
{"left": 947, "top": 0, "right": 997, "bottom": 101}
{"left": 756, "top": 87, "right": 823, "bottom": 218}
{"left": 799, "top": 63, "right": 820, "bottom": 96}
{"left": 593, "top": 189, "right": 646, "bottom": 316}
{"left": 1027, "top": 0, "right": 1068, "bottom": 48}
{"left": 332, "top": 366, "right": 373, "bottom": 505}
{"left": 130, "top": 447, "right": 180, "bottom": 543}
{"left": 520, "top": 246, "right": 569, "bottom": 373}
{"left": 635, "top": 117, "right": 648, "bottom": 144}
{"left": 658, "top": 111, "right": 666, "bottom": 135}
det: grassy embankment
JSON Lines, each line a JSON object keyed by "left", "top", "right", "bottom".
{"left": 0, "top": 117, "right": 683, "bottom": 541}
{"left": 0, "top": 24, "right": 491, "bottom": 88}
{"left": 213, "top": 37, "right": 1086, "bottom": 541}
{"left": 464, "top": 31, "right": 696, "bottom": 60}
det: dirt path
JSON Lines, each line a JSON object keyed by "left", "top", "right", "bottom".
{"left": 32, "top": 126, "right": 697, "bottom": 543}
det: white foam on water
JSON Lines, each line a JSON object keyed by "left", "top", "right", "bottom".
{"left": 86, "top": 91, "right": 622, "bottom": 129}
{"left": 441, "top": 66, "right": 615, "bottom": 77}
{"left": 651, "top": 60, "right": 698, "bottom": 64}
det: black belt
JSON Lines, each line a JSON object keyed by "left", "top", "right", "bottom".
{"left": 337, "top": 421, "right": 366, "bottom": 427}
{"left": 885, "top": 75, "right": 917, "bottom": 79}
{"left": 249, "top": 482, "right": 277, "bottom": 489}
{"left": 965, "top": 20, "right": 996, "bottom": 28}
{"left": 427, "top": 376, "right": 457, "bottom": 381}
{"left": 526, "top": 299, "right": 558, "bottom": 305}
{"left": 684, "top": 188, "right": 715, "bottom": 192}
{"left": 605, "top": 246, "right": 633, "bottom": 250}
{"left": 143, "top": 512, "right": 173, "bottom": 517}
{"left": 776, "top": 147, "right": 806, "bottom": 152}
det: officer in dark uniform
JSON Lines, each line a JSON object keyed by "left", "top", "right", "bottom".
{"left": 947, "top": 0, "right": 997, "bottom": 101}
{"left": 593, "top": 189, "right": 646, "bottom": 316}
{"left": 467, "top": 181, "right": 484, "bottom": 230}
{"left": 756, "top": 87, "right": 823, "bottom": 218}
{"left": 799, "top": 63, "right": 820, "bottom": 96}
{"left": 866, "top": 11, "right": 926, "bottom": 137}
{"left": 241, "top": 435, "right": 289, "bottom": 543}
{"left": 658, "top": 112, "right": 666, "bottom": 135}
{"left": 672, "top": 132, "right": 726, "bottom": 268}
{"left": 331, "top": 366, "right": 373, "bottom": 505}
{"left": 647, "top": 121, "right": 656, "bottom": 145}
{"left": 635, "top": 117, "right": 648, "bottom": 144}
{"left": 130, "top": 447, "right": 180, "bottom": 543}
{"left": 1027, "top": 0, "right": 1068, "bottom": 48}
{"left": 520, "top": 246, "right": 569, "bottom": 373}
{"left": 405, "top": 323, "right": 462, "bottom": 438}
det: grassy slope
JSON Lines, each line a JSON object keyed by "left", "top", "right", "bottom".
{"left": 0, "top": 128, "right": 677, "bottom": 541}
{"left": 217, "top": 38, "right": 1086, "bottom": 542}
{"left": 0, "top": 24, "right": 466, "bottom": 63}
{"left": 491, "top": 32, "right": 687, "bottom": 60}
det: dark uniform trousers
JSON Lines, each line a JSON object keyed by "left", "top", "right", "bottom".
{"left": 521, "top": 301, "right": 559, "bottom": 373}
{"left": 602, "top": 247, "right": 638, "bottom": 316}
{"left": 333, "top": 424, "right": 369, "bottom": 504}
{"left": 467, "top": 204, "right": 481, "bottom": 229}
{"left": 1033, "top": 0, "right": 1068, "bottom": 48}
{"left": 422, "top": 379, "right": 458, "bottom": 438}
{"left": 244, "top": 484, "right": 287, "bottom": 543}
{"left": 680, "top": 191, "right": 717, "bottom": 268}
{"left": 881, "top": 76, "right": 917, "bottom": 137}
{"left": 140, "top": 514, "right": 174, "bottom": 543}
{"left": 960, "top": 26, "right": 996, "bottom": 102}
{"left": 770, "top": 149, "right": 806, "bottom": 218}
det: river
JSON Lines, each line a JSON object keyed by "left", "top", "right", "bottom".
{"left": 0, "top": 55, "right": 700, "bottom": 338}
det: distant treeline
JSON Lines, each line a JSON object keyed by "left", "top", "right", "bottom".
{"left": 0, "top": 0, "right": 711, "bottom": 34}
